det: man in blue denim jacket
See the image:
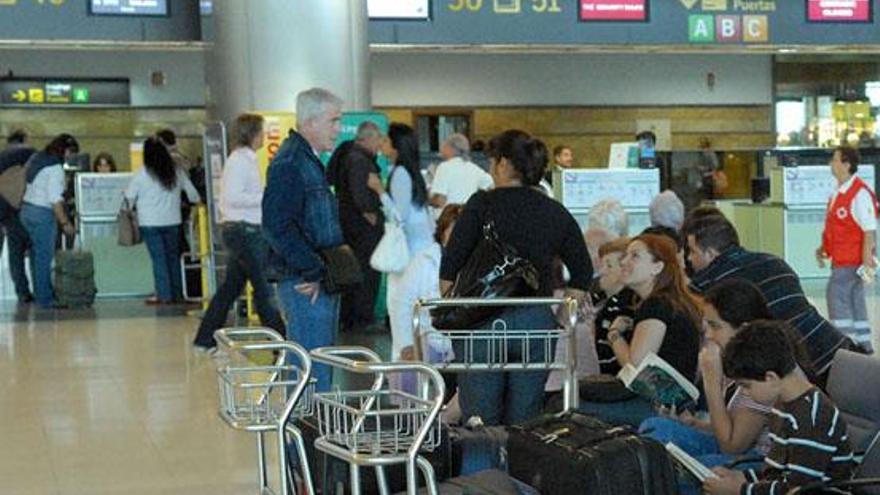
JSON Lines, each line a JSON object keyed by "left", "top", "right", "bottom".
{"left": 262, "top": 87, "right": 344, "bottom": 391}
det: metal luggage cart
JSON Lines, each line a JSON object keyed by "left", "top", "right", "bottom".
{"left": 310, "top": 346, "right": 446, "bottom": 495}
{"left": 412, "top": 297, "right": 580, "bottom": 413}
{"left": 214, "top": 328, "right": 316, "bottom": 495}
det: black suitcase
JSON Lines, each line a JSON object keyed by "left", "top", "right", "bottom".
{"left": 507, "top": 412, "right": 677, "bottom": 495}
{"left": 293, "top": 416, "right": 453, "bottom": 495}
{"left": 397, "top": 469, "right": 540, "bottom": 495}
{"left": 448, "top": 425, "right": 508, "bottom": 476}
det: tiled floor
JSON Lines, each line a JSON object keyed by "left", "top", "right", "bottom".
{"left": 0, "top": 281, "right": 876, "bottom": 494}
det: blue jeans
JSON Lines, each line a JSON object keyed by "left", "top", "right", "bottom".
{"left": 2, "top": 212, "right": 32, "bottom": 300}
{"left": 577, "top": 395, "right": 657, "bottom": 427}
{"left": 639, "top": 416, "right": 763, "bottom": 495}
{"left": 457, "top": 306, "right": 556, "bottom": 426}
{"left": 140, "top": 225, "right": 183, "bottom": 302}
{"left": 20, "top": 204, "right": 56, "bottom": 307}
{"left": 277, "top": 278, "right": 340, "bottom": 391}
{"left": 193, "top": 223, "right": 285, "bottom": 348}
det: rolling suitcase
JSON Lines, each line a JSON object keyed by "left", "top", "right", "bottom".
{"left": 507, "top": 412, "right": 676, "bottom": 495}
{"left": 54, "top": 248, "right": 97, "bottom": 308}
{"left": 449, "top": 424, "right": 508, "bottom": 476}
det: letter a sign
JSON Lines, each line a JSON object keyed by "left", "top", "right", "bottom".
{"left": 689, "top": 15, "right": 715, "bottom": 42}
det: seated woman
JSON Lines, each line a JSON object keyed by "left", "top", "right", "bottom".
{"left": 592, "top": 237, "right": 637, "bottom": 376}
{"left": 639, "top": 279, "right": 815, "bottom": 470}
{"left": 578, "top": 234, "right": 702, "bottom": 426}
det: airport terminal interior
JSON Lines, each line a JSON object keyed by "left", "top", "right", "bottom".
{"left": 3, "top": 1, "right": 880, "bottom": 494}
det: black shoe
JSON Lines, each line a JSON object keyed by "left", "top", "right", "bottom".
{"left": 17, "top": 293, "right": 34, "bottom": 304}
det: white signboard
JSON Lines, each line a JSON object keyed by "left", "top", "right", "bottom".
{"left": 368, "top": 0, "right": 430, "bottom": 19}
{"left": 783, "top": 164, "right": 875, "bottom": 206}
{"left": 560, "top": 168, "right": 660, "bottom": 210}
{"left": 76, "top": 173, "right": 132, "bottom": 217}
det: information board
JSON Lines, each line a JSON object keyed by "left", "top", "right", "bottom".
{"left": 76, "top": 173, "right": 132, "bottom": 218}
{"left": 369, "top": 0, "right": 430, "bottom": 19}
{"left": 807, "top": 0, "right": 872, "bottom": 22}
{"left": 89, "top": 0, "right": 168, "bottom": 16}
{"left": 580, "top": 0, "right": 648, "bottom": 22}
{"left": 0, "top": 79, "right": 130, "bottom": 107}
{"left": 559, "top": 168, "right": 659, "bottom": 209}
{"left": 782, "top": 165, "right": 876, "bottom": 206}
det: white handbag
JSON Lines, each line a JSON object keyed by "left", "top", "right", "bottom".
{"left": 370, "top": 211, "right": 410, "bottom": 273}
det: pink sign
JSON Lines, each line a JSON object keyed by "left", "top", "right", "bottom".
{"left": 579, "top": 0, "right": 648, "bottom": 22}
{"left": 807, "top": 0, "right": 871, "bottom": 22}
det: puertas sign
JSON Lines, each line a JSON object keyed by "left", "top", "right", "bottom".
{"left": 0, "top": 79, "right": 130, "bottom": 107}
{"left": 369, "top": 0, "right": 880, "bottom": 45}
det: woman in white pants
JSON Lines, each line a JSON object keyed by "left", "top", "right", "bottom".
{"left": 368, "top": 123, "right": 435, "bottom": 360}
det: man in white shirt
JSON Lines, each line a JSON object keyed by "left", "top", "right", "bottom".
{"left": 817, "top": 146, "right": 878, "bottom": 352}
{"left": 429, "top": 134, "right": 493, "bottom": 209}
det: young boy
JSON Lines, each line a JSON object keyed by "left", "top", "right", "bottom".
{"left": 704, "top": 320, "right": 857, "bottom": 495}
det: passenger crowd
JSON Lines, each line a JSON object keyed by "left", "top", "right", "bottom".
{"left": 0, "top": 86, "right": 876, "bottom": 494}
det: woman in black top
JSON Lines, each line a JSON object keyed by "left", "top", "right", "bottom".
{"left": 580, "top": 233, "right": 702, "bottom": 426}
{"left": 440, "top": 129, "right": 592, "bottom": 426}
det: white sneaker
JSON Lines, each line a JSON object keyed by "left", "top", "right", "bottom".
{"left": 193, "top": 344, "right": 216, "bottom": 356}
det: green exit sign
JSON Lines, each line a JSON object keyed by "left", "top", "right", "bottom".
{"left": 72, "top": 88, "right": 89, "bottom": 103}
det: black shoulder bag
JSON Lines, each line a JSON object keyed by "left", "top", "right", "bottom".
{"left": 431, "top": 217, "right": 540, "bottom": 330}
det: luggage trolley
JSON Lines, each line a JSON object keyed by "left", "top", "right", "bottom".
{"left": 310, "top": 346, "right": 446, "bottom": 495}
{"left": 214, "top": 328, "right": 317, "bottom": 495}
{"left": 413, "top": 297, "right": 580, "bottom": 413}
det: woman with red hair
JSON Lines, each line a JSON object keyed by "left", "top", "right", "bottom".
{"left": 579, "top": 234, "right": 702, "bottom": 426}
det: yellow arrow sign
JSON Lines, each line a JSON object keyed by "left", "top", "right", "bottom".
{"left": 11, "top": 89, "right": 25, "bottom": 102}
{"left": 680, "top": 0, "right": 699, "bottom": 9}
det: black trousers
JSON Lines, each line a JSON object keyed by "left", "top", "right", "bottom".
{"left": 193, "top": 222, "right": 285, "bottom": 347}
{"left": 340, "top": 217, "right": 383, "bottom": 330}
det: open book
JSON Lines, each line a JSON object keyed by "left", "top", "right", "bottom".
{"left": 616, "top": 352, "right": 699, "bottom": 409}
{"left": 665, "top": 442, "right": 718, "bottom": 482}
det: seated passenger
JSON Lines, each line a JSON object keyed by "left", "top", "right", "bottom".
{"left": 685, "top": 213, "right": 857, "bottom": 383}
{"left": 704, "top": 321, "right": 856, "bottom": 495}
{"left": 578, "top": 234, "right": 701, "bottom": 427}
{"left": 641, "top": 280, "right": 778, "bottom": 470}
{"left": 592, "top": 237, "right": 636, "bottom": 376}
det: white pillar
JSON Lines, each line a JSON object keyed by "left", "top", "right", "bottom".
{"left": 206, "top": 0, "right": 371, "bottom": 123}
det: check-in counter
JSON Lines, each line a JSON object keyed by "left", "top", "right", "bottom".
{"left": 730, "top": 164, "right": 876, "bottom": 279}
{"left": 76, "top": 173, "right": 154, "bottom": 296}
{"left": 553, "top": 168, "right": 660, "bottom": 235}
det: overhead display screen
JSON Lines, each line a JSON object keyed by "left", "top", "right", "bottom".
{"left": 89, "top": 0, "right": 169, "bottom": 16}
{"left": 807, "top": 0, "right": 872, "bottom": 22}
{"left": 369, "top": 0, "right": 430, "bottom": 20}
{"left": 579, "top": 0, "right": 648, "bottom": 22}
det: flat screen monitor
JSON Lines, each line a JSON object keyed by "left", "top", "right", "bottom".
{"left": 89, "top": 0, "right": 169, "bottom": 16}
{"left": 369, "top": 0, "right": 430, "bottom": 20}
{"left": 806, "top": 0, "right": 872, "bottom": 23}
{"left": 579, "top": 0, "right": 649, "bottom": 22}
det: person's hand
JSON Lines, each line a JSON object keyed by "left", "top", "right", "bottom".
{"left": 62, "top": 222, "right": 76, "bottom": 237}
{"left": 816, "top": 246, "right": 827, "bottom": 268}
{"left": 704, "top": 467, "right": 746, "bottom": 495}
{"left": 363, "top": 212, "right": 378, "bottom": 226}
{"left": 295, "top": 282, "right": 321, "bottom": 304}
{"left": 400, "top": 346, "right": 415, "bottom": 361}
{"left": 367, "top": 173, "right": 384, "bottom": 195}
{"left": 609, "top": 315, "right": 633, "bottom": 335}
{"left": 699, "top": 340, "right": 724, "bottom": 388}
{"left": 866, "top": 255, "right": 878, "bottom": 270}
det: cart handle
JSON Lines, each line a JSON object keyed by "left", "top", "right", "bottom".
{"left": 415, "top": 297, "right": 571, "bottom": 308}
{"left": 213, "top": 327, "right": 285, "bottom": 349}
{"left": 311, "top": 346, "right": 446, "bottom": 393}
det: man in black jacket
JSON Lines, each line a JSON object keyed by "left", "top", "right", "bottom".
{"left": 326, "top": 121, "right": 385, "bottom": 332}
{"left": 684, "top": 213, "right": 856, "bottom": 380}
{"left": 0, "top": 130, "right": 35, "bottom": 303}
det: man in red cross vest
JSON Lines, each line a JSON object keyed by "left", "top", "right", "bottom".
{"left": 816, "top": 146, "right": 878, "bottom": 353}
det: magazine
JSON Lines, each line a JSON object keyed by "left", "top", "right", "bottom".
{"left": 616, "top": 352, "right": 699, "bottom": 409}
{"left": 665, "top": 442, "right": 718, "bottom": 482}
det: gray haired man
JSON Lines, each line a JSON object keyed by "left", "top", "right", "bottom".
{"left": 429, "top": 133, "right": 494, "bottom": 209}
